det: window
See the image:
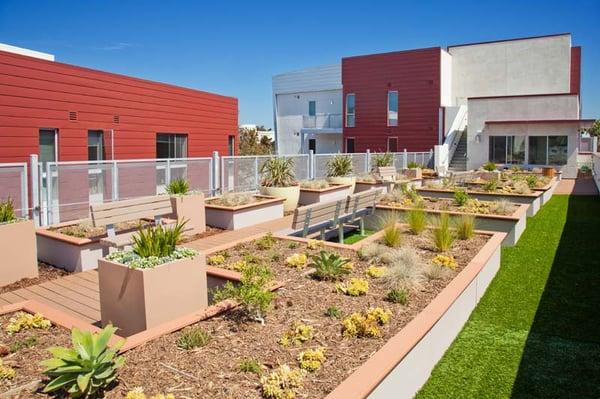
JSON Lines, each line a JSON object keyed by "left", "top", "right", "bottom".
{"left": 346, "top": 137, "right": 355, "bottom": 153}
{"left": 308, "top": 138, "right": 316, "bottom": 153}
{"left": 488, "top": 136, "right": 525, "bottom": 164}
{"left": 228, "top": 135, "right": 236, "bottom": 156}
{"left": 345, "top": 94, "right": 355, "bottom": 127}
{"left": 387, "top": 91, "right": 398, "bottom": 126}
{"left": 548, "top": 136, "right": 568, "bottom": 165}
{"left": 88, "top": 130, "right": 104, "bottom": 161}
{"left": 308, "top": 101, "right": 316, "bottom": 117}
{"left": 387, "top": 137, "right": 398, "bottom": 152}
{"left": 528, "top": 136, "right": 548, "bottom": 165}
{"left": 39, "top": 129, "right": 57, "bottom": 165}
{"left": 156, "top": 133, "right": 187, "bottom": 158}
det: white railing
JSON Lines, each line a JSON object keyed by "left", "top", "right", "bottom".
{"left": 302, "top": 113, "right": 343, "bottom": 129}
{"left": 435, "top": 105, "right": 468, "bottom": 175}
{"left": 0, "top": 163, "right": 28, "bottom": 218}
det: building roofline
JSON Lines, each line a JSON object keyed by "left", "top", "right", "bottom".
{"left": 272, "top": 63, "right": 340, "bottom": 80}
{"left": 447, "top": 33, "right": 571, "bottom": 49}
{"left": 342, "top": 46, "right": 442, "bottom": 61}
{"left": 486, "top": 119, "right": 594, "bottom": 125}
{"left": 469, "top": 93, "right": 575, "bottom": 101}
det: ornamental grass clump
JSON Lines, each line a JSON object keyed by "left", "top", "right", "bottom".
{"left": 213, "top": 263, "right": 274, "bottom": 324}
{"left": 41, "top": 325, "right": 125, "bottom": 398}
{"left": 260, "top": 365, "right": 305, "bottom": 399}
{"left": 176, "top": 326, "right": 211, "bottom": 350}
{"left": 455, "top": 214, "right": 475, "bottom": 240}
{"left": 383, "top": 248, "right": 427, "bottom": 291}
{"left": 0, "top": 198, "right": 16, "bottom": 224}
{"left": 279, "top": 322, "right": 314, "bottom": 347}
{"left": 342, "top": 307, "right": 391, "bottom": 338}
{"left": 165, "top": 177, "right": 189, "bottom": 195}
{"left": 211, "top": 192, "right": 255, "bottom": 207}
{"left": 379, "top": 213, "right": 402, "bottom": 248}
{"left": 260, "top": 157, "right": 297, "bottom": 187}
{"left": 386, "top": 288, "right": 409, "bottom": 305}
{"left": 326, "top": 155, "right": 353, "bottom": 177}
{"left": 490, "top": 199, "right": 514, "bottom": 215}
{"left": 300, "top": 179, "right": 329, "bottom": 189}
{"left": 406, "top": 206, "right": 426, "bottom": 235}
{"left": 336, "top": 278, "right": 369, "bottom": 296}
{"left": 432, "top": 213, "right": 455, "bottom": 252}
{"left": 239, "top": 358, "right": 263, "bottom": 374}
{"left": 309, "top": 250, "right": 353, "bottom": 281}
{"left": 298, "top": 348, "right": 326, "bottom": 372}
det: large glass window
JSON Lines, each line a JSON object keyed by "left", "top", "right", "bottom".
{"left": 528, "top": 136, "right": 548, "bottom": 165}
{"left": 548, "top": 136, "right": 568, "bottom": 165}
{"left": 387, "top": 91, "right": 398, "bottom": 126}
{"left": 39, "top": 129, "right": 57, "bottom": 165}
{"left": 345, "top": 94, "right": 355, "bottom": 128}
{"left": 489, "top": 136, "right": 507, "bottom": 163}
{"left": 88, "top": 130, "right": 104, "bottom": 161}
{"left": 489, "top": 136, "right": 526, "bottom": 164}
{"left": 156, "top": 133, "right": 187, "bottom": 158}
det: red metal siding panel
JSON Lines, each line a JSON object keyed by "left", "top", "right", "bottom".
{"left": 342, "top": 48, "right": 441, "bottom": 153}
{"left": 0, "top": 50, "right": 238, "bottom": 163}
{"left": 570, "top": 46, "right": 581, "bottom": 95}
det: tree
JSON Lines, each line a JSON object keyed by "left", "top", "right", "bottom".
{"left": 586, "top": 120, "right": 600, "bottom": 137}
{"left": 239, "top": 127, "right": 274, "bottom": 155}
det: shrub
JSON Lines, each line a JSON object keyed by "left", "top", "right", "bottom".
{"left": 366, "top": 265, "right": 388, "bottom": 278}
{"left": 453, "top": 189, "right": 470, "bottom": 206}
{"left": 285, "top": 253, "right": 308, "bottom": 269}
{"left": 372, "top": 152, "right": 394, "bottom": 168}
{"left": 0, "top": 198, "right": 16, "bottom": 224}
{"left": 406, "top": 206, "right": 426, "bottom": 235}
{"left": 407, "top": 161, "right": 420, "bottom": 169}
{"left": 298, "top": 348, "right": 326, "bottom": 372}
{"left": 176, "top": 326, "right": 211, "bottom": 350}
{"left": 455, "top": 214, "right": 475, "bottom": 240}
{"left": 432, "top": 213, "right": 455, "bottom": 252}
{"left": 239, "top": 358, "right": 263, "bottom": 374}
{"left": 165, "top": 177, "right": 189, "bottom": 195}
{"left": 386, "top": 288, "right": 409, "bottom": 305}
{"left": 483, "top": 179, "right": 499, "bottom": 192}
{"left": 482, "top": 162, "right": 497, "bottom": 171}
{"left": 260, "top": 365, "right": 305, "bottom": 399}
{"left": 132, "top": 220, "right": 187, "bottom": 258}
{"left": 0, "top": 360, "right": 15, "bottom": 380}
{"left": 309, "top": 250, "right": 352, "bottom": 281}
{"left": 256, "top": 233, "right": 276, "bottom": 250}
{"left": 432, "top": 254, "right": 458, "bottom": 269}
{"left": 287, "top": 241, "right": 299, "bottom": 249}
{"left": 300, "top": 179, "right": 329, "bottom": 189}
{"left": 207, "top": 254, "right": 226, "bottom": 265}
{"left": 213, "top": 263, "right": 275, "bottom": 323}
{"left": 6, "top": 312, "right": 51, "bottom": 334}
{"left": 525, "top": 174, "right": 538, "bottom": 188}
{"left": 336, "top": 278, "right": 369, "bottom": 297}
{"left": 279, "top": 322, "right": 314, "bottom": 347}
{"left": 342, "top": 308, "right": 391, "bottom": 338}
{"left": 41, "top": 325, "right": 125, "bottom": 397}
{"left": 260, "top": 157, "right": 297, "bottom": 187}
{"left": 379, "top": 213, "right": 402, "bottom": 248}
{"left": 324, "top": 306, "right": 342, "bottom": 318}
{"left": 326, "top": 155, "right": 353, "bottom": 177}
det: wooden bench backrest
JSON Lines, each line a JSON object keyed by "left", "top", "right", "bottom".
{"left": 292, "top": 199, "right": 344, "bottom": 230}
{"left": 90, "top": 196, "right": 173, "bottom": 228}
{"left": 378, "top": 166, "right": 397, "bottom": 180}
{"left": 345, "top": 189, "right": 382, "bottom": 215}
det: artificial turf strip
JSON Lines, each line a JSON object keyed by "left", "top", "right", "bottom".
{"left": 341, "top": 229, "right": 375, "bottom": 245}
{"left": 416, "top": 195, "right": 600, "bottom": 399}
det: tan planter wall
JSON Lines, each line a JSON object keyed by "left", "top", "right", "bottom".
{"left": 36, "top": 229, "right": 107, "bottom": 272}
{"left": 259, "top": 185, "right": 300, "bottom": 212}
{"left": 0, "top": 220, "right": 38, "bottom": 286}
{"left": 98, "top": 253, "right": 208, "bottom": 336}
{"left": 205, "top": 198, "right": 284, "bottom": 230}
{"left": 171, "top": 193, "right": 206, "bottom": 234}
{"left": 403, "top": 168, "right": 422, "bottom": 179}
{"left": 298, "top": 184, "right": 352, "bottom": 205}
{"left": 354, "top": 181, "right": 394, "bottom": 195}
{"left": 328, "top": 176, "right": 356, "bottom": 192}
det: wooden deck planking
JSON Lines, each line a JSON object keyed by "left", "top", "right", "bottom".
{"left": 62, "top": 274, "right": 100, "bottom": 292}
{"left": 39, "top": 281, "right": 100, "bottom": 310}
{"left": 0, "top": 291, "right": 25, "bottom": 304}
{"left": 25, "top": 285, "right": 100, "bottom": 321}
{"left": 7, "top": 288, "right": 97, "bottom": 324}
{"left": 50, "top": 278, "right": 100, "bottom": 300}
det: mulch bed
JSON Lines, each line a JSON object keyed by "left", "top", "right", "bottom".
{"left": 0, "top": 312, "right": 71, "bottom": 396}
{"left": 179, "top": 226, "right": 225, "bottom": 244}
{"left": 107, "top": 230, "right": 488, "bottom": 398}
{"left": 382, "top": 197, "right": 518, "bottom": 216}
{"left": 0, "top": 263, "right": 68, "bottom": 295}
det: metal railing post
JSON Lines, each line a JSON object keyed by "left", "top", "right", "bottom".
{"left": 403, "top": 149, "right": 408, "bottom": 169}
{"left": 165, "top": 159, "right": 171, "bottom": 186}
{"left": 45, "top": 162, "right": 53, "bottom": 226}
{"left": 21, "top": 162, "right": 28, "bottom": 219}
{"left": 254, "top": 156, "right": 259, "bottom": 190}
{"left": 366, "top": 149, "right": 371, "bottom": 173}
{"left": 30, "top": 155, "right": 40, "bottom": 226}
{"left": 212, "top": 151, "right": 220, "bottom": 196}
{"left": 309, "top": 150, "right": 314, "bottom": 180}
{"left": 112, "top": 161, "right": 119, "bottom": 201}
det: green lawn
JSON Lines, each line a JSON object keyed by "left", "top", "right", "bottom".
{"left": 326, "top": 228, "right": 376, "bottom": 245}
{"left": 416, "top": 195, "right": 600, "bottom": 399}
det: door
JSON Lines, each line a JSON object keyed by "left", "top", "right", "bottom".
{"left": 87, "top": 130, "right": 105, "bottom": 204}
{"left": 346, "top": 138, "right": 355, "bottom": 153}
{"left": 387, "top": 137, "right": 398, "bottom": 152}
{"left": 308, "top": 138, "right": 316, "bottom": 153}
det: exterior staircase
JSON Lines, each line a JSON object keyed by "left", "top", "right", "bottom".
{"left": 449, "top": 133, "right": 468, "bottom": 171}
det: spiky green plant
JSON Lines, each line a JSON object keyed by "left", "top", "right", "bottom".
{"left": 386, "top": 288, "right": 409, "bottom": 305}
{"left": 132, "top": 220, "right": 187, "bottom": 258}
{"left": 379, "top": 213, "right": 402, "bottom": 248}
{"left": 309, "top": 250, "right": 352, "bottom": 281}
{"left": 324, "top": 306, "right": 342, "bottom": 318}
{"left": 326, "top": 155, "right": 353, "bottom": 177}
{"left": 406, "top": 206, "right": 426, "bottom": 235}
{"left": 0, "top": 198, "right": 16, "bottom": 224}
{"left": 407, "top": 161, "right": 421, "bottom": 169}
{"left": 455, "top": 214, "right": 475, "bottom": 240}
{"left": 483, "top": 179, "right": 499, "bottom": 192}
{"left": 176, "top": 326, "right": 211, "bottom": 350}
{"left": 165, "top": 178, "right": 189, "bottom": 195}
{"left": 432, "top": 213, "right": 455, "bottom": 252}
{"left": 260, "top": 157, "right": 296, "bottom": 187}
{"left": 41, "top": 325, "right": 125, "bottom": 397}
{"left": 525, "top": 174, "right": 539, "bottom": 188}
{"left": 372, "top": 152, "right": 394, "bottom": 169}
{"left": 239, "top": 358, "right": 263, "bottom": 374}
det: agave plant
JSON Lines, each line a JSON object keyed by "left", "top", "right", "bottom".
{"left": 0, "top": 198, "right": 16, "bottom": 224}
{"left": 165, "top": 177, "right": 190, "bottom": 195}
{"left": 260, "top": 157, "right": 297, "bottom": 187}
{"left": 326, "top": 155, "right": 353, "bottom": 177}
{"left": 372, "top": 152, "right": 394, "bottom": 169}
{"left": 132, "top": 220, "right": 187, "bottom": 258}
{"left": 41, "top": 325, "right": 125, "bottom": 397}
{"left": 309, "top": 250, "right": 352, "bottom": 281}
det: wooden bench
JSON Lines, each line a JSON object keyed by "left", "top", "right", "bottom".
{"left": 90, "top": 195, "right": 175, "bottom": 249}
{"left": 377, "top": 166, "right": 397, "bottom": 181}
{"left": 290, "top": 189, "right": 382, "bottom": 243}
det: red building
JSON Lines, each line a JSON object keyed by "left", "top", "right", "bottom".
{"left": 0, "top": 48, "right": 238, "bottom": 164}
{"left": 342, "top": 47, "right": 442, "bottom": 153}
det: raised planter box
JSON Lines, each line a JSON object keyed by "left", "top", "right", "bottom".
{"left": 205, "top": 195, "right": 284, "bottom": 230}
{"left": 533, "top": 177, "right": 558, "bottom": 206}
{"left": 299, "top": 184, "right": 352, "bottom": 205}
{"left": 0, "top": 219, "right": 38, "bottom": 286}
{"left": 417, "top": 187, "right": 542, "bottom": 217}
{"left": 98, "top": 252, "right": 208, "bottom": 336}
{"left": 368, "top": 203, "right": 528, "bottom": 247}
{"left": 325, "top": 232, "right": 504, "bottom": 399}
{"left": 403, "top": 168, "right": 422, "bottom": 179}
{"left": 355, "top": 179, "right": 422, "bottom": 195}
{"left": 170, "top": 192, "right": 206, "bottom": 235}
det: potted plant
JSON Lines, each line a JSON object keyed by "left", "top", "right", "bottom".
{"left": 480, "top": 162, "right": 501, "bottom": 181}
{"left": 327, "top": 155, "right": 356, "bottom": 191}
{"left": 371, "top": 152, "right": 394, "bottom": 171}
{"left": 98, "top": 220, "right": 208, "bottom": 336}
{"left": 166, "top": 177, "right": 206, "bottom": 235}
{"left": 259, "top": 157, "right": 300, "bottom": 212}
{"left": 404, "top": 161, "right": 423, "bottom": 180}
{"left": 0, "top": 198, "right": 38, "bottom": 286}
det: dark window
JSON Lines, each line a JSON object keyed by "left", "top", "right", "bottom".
{"left": 489, "top": 136, "right": 526, "bottom": 164}
{"left": 387, "top": 137, "right": 398, "bottom": 153}
{"left": 88, "top": 130, "right": 104, "bottom": 161}
{"left": 308, "top": 101, "right": 316, "bottom": 117}
{"left": 387, "top": 91, "right": 398, "bottom": 126}
{"left": 528, "top": 136, "right": 548, "bottom": 165}
{"left": 345, "top": 94, "right": 355, "bottom": 127}
{"left": 156, "top": 133, "right": 187, "bottom": 158}
{"left": 308, "top": 139, "right": 316, "bottom": 153}
{"left": 548, "top": 136, "right": 568, "bottom": 165}
{"left": 346, "top": 138, "right": 355, "bottom": 153}
{"left": 489, "top": 136, "right": 507, "bottom": 163}
{"left": 39, "top": 129, "right": 57, "bottom": 165}
{"left": 228, "top": 135, "right": 236, "bottom": 156}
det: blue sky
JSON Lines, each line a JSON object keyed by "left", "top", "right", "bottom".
{"left": 1, "top": 0, "right": 598, "bottom": 128}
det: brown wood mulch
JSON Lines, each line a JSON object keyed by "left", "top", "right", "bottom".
{"left": 106, "top": 231, "right": 487, "bottom": 398}
{"left": 0, "top": 263, "right": 68, "bottom": 295}
{"left": 382, "top": 197, "right": 518, "bottom": 215}
{"left": 179, "top": 226, "right": 225, "bottom": 244}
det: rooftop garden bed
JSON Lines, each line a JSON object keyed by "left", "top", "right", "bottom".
{"left": 298, "top": 180, "right": 352, "bottom": 206}
{"left": 205, "top": 193, "right": 285, "bottom": 230}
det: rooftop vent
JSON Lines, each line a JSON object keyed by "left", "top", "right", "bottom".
{"left": 113, "top": 115, "right": 120, "bottom": 124}
{"left": 68, "top": 111, "right": 78, "bottom": 121}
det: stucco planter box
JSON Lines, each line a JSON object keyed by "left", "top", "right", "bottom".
{"left": 325, "top": 233, "right": 504, "bottom": 399}
{"left": 417, "top": 187, "right": 542, "bottom": 217}
{"left": 479, "top": 170, "right": 501, "bottom": 181}
{"left": 299, "top": 184, "right": 352, "bottom": 205}
{"left": 98, "top": 252, "right": 208, "bottom": 336}
{"left": 533, "top": 177, "right": 558, "bottom": 206}
{"left": 328, "top": 176, "right": 356, "bottom": 192}
{"left": 0, "top": 219, "right": 38, "bottom": 287}
{"left": 354, "top": 181, "right": 395, "bottom": 195}
{"left": 170, "top": 192, "right": 206, "bottom": 235}
{"left": 205, "top": 195, "right": 284, "bottom": 230}
{"left": 36, "top": 223, "right": 107, "bottom": 272}
{"left": 403, "top": 168, "right": 422, "bottom": 179}
{"left": 368, "top": 203, "right": 528, "bottom": 247}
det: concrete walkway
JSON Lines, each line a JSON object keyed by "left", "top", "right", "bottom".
{"left": 555, "top": 178, "right": 598, "bottom": 195}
